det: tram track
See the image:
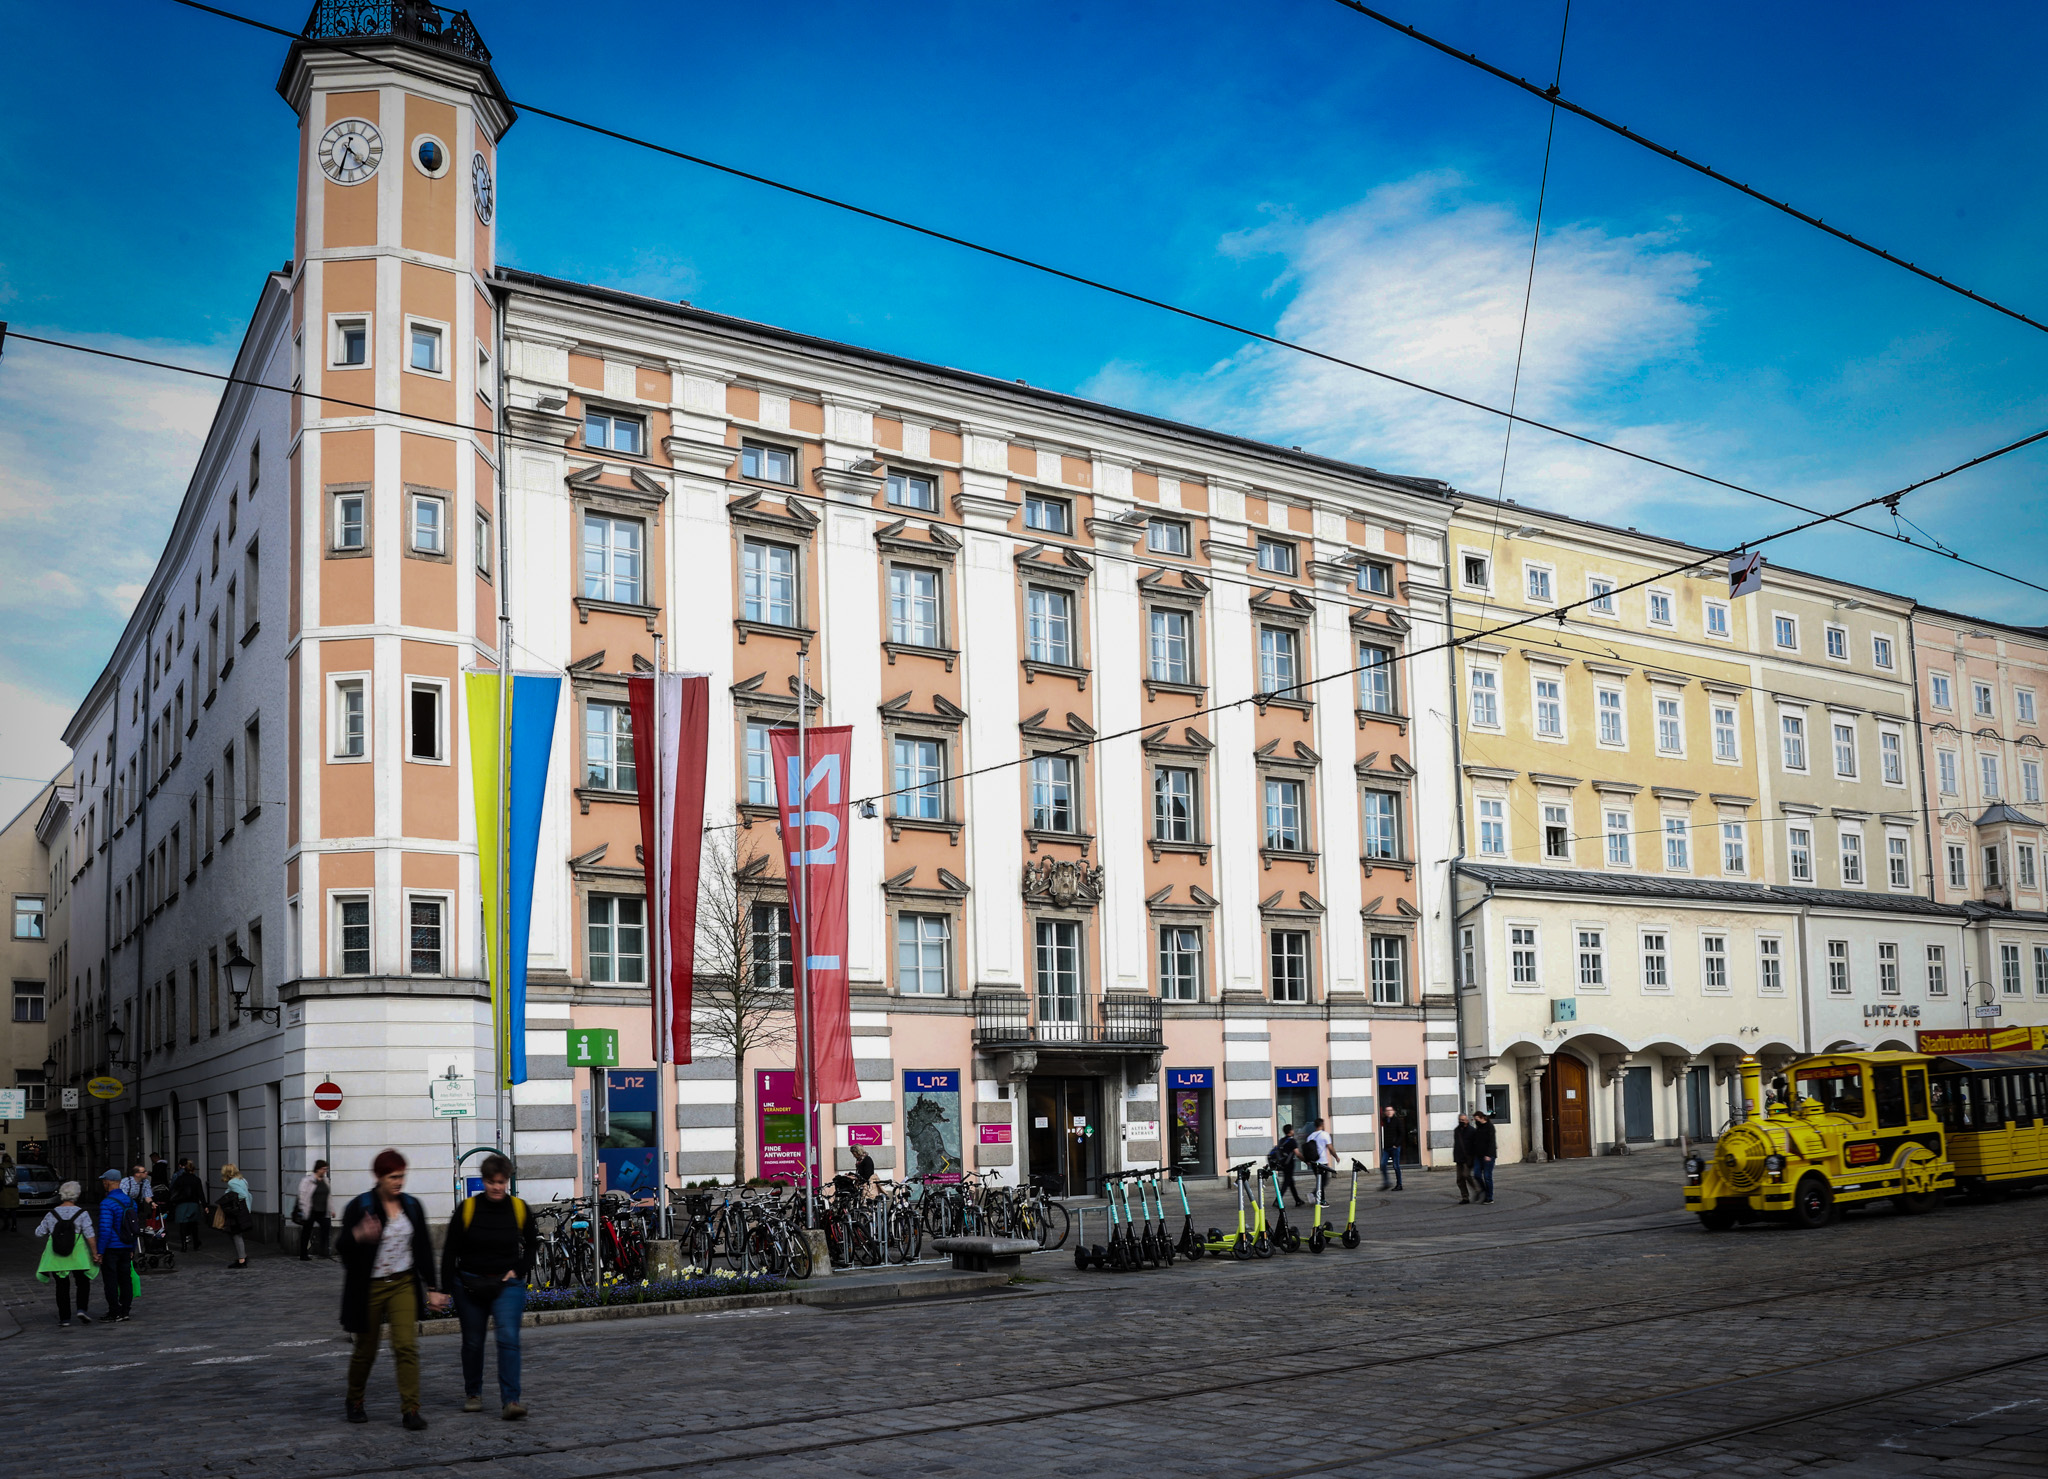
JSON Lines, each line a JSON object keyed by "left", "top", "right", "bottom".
{"left": 281, "top": 1231, "right": 2048, "bottom": 1479}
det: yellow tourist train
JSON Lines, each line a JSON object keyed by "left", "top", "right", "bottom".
{"left": 1683, "top": 1048, "right": 2048, "bottom": 1229}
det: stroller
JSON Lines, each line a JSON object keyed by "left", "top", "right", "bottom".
{"left": 135, "top": 1203, "right": 177, "bottom": 1274}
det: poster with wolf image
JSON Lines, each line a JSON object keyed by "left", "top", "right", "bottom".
{"left": 903, "top": 1070, "right": 963, "bottom": 1183}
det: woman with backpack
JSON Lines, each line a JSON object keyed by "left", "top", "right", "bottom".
{"left": 36, "top": 1181, "right": 99, "bottom": 1326}
{"left": 218, "top": 1164, "right": 254, "bottom": 1268}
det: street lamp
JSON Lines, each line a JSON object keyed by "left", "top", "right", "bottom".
{"left": 106, "top": 1020, "right": 137, "bottom": 1070}
{"left": 225, "top": 945, "right": 277, "bottom": 1025}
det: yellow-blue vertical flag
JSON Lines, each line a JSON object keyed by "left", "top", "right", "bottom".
{"left": 467, "top": 672, "right": 561, "bottom": 1086}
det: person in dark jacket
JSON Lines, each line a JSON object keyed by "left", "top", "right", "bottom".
{"left": 95, "top": 1170, "right": 137, "bottom": 1322}
{"left": 1269, "top": 1125, "right": 1304, "bottom": 1207}
{"left": 168, "top": 1159, "right": 207, "bottom": 1251}
{"left": 339, "top": 1149, "right": 448, "bottom": 1429}
{"left": 1451, "top": 1113, "right": 1477, "bottom": 1204}
{"left": 441, "top": 1154, "right": 538, "bottom": 1420}
{"left": 1379, "top": 1106, "right": 1407, "bottom": 1191}
{"left": 1470, "top": 1112, "right": 1499, "bottom": 1204}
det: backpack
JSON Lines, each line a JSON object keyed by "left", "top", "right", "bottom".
{"left": 48, "top": 1206, "right": 81, "bottom": 1257}
{"left": 1266, "top": 1136, "right": 1297, "bottom": 1169}
{"left": 459, "top": 1194, "right": 528, "bottom": 1231}
{"left": 115, "top": 1195, "right": 141, "bottom": 1246}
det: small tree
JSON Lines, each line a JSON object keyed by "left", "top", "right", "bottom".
{"left": 690, "top": 823, "right": 794, "bottom": 1185}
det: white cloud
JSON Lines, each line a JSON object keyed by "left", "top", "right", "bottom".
{"left": 0, "top": 675, "right": 77, "bottom": 833}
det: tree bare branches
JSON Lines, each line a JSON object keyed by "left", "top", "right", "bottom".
{"left": 689, "top": 821, "right": 793, "bottom": 1183}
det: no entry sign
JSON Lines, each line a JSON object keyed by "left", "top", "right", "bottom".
{"left": 313, "top": 1080, "right": 344, "bottom": 1114}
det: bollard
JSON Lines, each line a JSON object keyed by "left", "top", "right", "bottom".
{"left": 645, "top": 1239, "right": 685, "bottom": 1281}
{"left": 803, "top": 1227, "right": 832, "bottom": 1276}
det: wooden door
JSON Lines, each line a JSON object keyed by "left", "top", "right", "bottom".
{"left": 1546, "top": 1055, "right": 1593, "bottom": 1159}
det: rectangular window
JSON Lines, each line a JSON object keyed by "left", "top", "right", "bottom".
{"left": 1025, "top": 586, "right": 1073, "bottom": 666}
{"left": 1255, "top": 536, "right": 1297, "bottom": 575}
{"left": 1722, "top": 821, "right": 1747, "bottom": 874}
{"left": 1029, "top": 754, "right": 1078, "bottom": 833}
{"left": 1458, "top": 926, "right": 1476, "bottom": 988}
{"left": 584, "top": 700, "right": 636, "bottom": 792}
{"left": 1587, "top": 577, "right": 1616, "bottom": 614}
{"left": 1357, "top": 643, "right": 1394, "bottom": 714}
{"left": 1825, "top": 624, "right": 1848, "bottom": 660}
{"left": 1150, "top": 609, "right": 1194, "bottom": 684}
{"left": 1264, "top": 778, "right": 1305, "bottom": 852}
{"left": 1840, "top": 831, "right": 1864, "bottom": 885}
{"left": 338, "top": 897, "right": 371, "bottom": 976}
{"left": 334, "top": 680, "right": 366, "bottom": 759}
{"left": 743, "top": 722, "right": 773, "bottom": 807}
{"left": 1827, "top": 939, "right": 1850, "bottom": 994}
{"left": 12, "top": 895, "right": 45, "bottom": 940}
{"left": 1981, "top": 753, "right": 2001, "bottom": 798}
{"left": 1604, "top": 810, "right": 1632, "bottom": 867}
{"left": 1158, "top": 925, "right": 1202, "bottom": 1002}
{"left": 1034, "top": 919, "right": 1083, "bottom": 1021}
{"left": 1937, "top": 749, "right": 1959, "bottom": 795}
{"left": 1469, "top": 668, "right": 1500, "bottom": 728}
{"left": 334, "top": 316, "right": 368, "bottom": 367}
{"left": 1647, "top": 590, "right": 1673, "bottom": 625}
{"left": 2019, "top": 843, "right": 2039, "bottom": 890}
{"left": 741, "top": 539, "right": 798, "bottom": 627}
{"left": 1926, "top": 943, "right": 1947, "bottom": 996}
{"left": 1357, "top": 560, "right": 1393, "bottom": 596}
{"left": 587, "top": 896, "right": 646, "bottom": 985}
{"left": 1596, "top": 688, "right": 1625, "bottom": 746}
{"left": 897, "top": 913, "right": 952, "bottom": 996}
{"left": 1946, "top": 843, "right": 1968, "bottom": 890}
{"left": 1642, "top": 933, "right": 1669, "bottom": 991}
{"left": 406, "top": 682, "right": 442, "bottom": 762}
{"left": 1577, "top": 929, "right": 1605, "bottom": 990}
{"left": 408, "top": 322, "right": 443, "bottom": 373}
{"left": 2023, "top": 760, "right": 2042, "bottom": 805}
{"left": 886, "top": 471, "right": 936, "bottom": 510}
{"left": 476, "top": 343, "right": 494, "bottom": 405}
{"left": 1984, "top": 845, "right": 2005, "bottom": 889}
{"left": 1712, "top": 705, "right": 1739, "bottom": 762}
{"left": 1370, "top": 936, "right": 1406, "bottom": 1006}
{"left": 1024, "top": 493, "right": 1072, "bottom": 535}
{"left": 15, "top": 1067, "right": 46, "bottom": 1111}
{"left": 1478, "top": 797, "right": 1506, "bottom": 856}
{"left": 1665, "top": 817, "right": 1691, "bottom": 871}
{"left": 1525, "top": 565, "right": 1553, "bottom": 603}
{"left": 1534, "top": 677, "right": 1563, "bottom": 737}
{"left": 408, "top": 898, "right": 444, "bottom": 975}
{"left": 1460, "top": 553, "right": 1491, "bottom": 590}
{"left": 1656, "top": 696, "right": 1683, "bottom": 755}
{"left": 2035, "top": 945, "right": 2048, "bottom": 997}
{"left": 581, "top": 513, "right": 643, "bottom": 604}
{"left": 1543, "top": 803, "right": 1571, "bottom": 862}
{"left": 1878, "top": 941, "right": 1900, "bottom": 996}
{"left": 1931, "top": 672, "right": 1953, "bottom": 710}
{"left": 1702, "top": 934, "right": 1729, "bottom": 993}
{"left": 1704, "top": 600, "right": 1730, "bottom": 637}
{"left": 1974, "top": 682, "right": 1996, "bottom": 717}
{"left": 1363, "top": 791, "right": 1400, "bottom": 860}
{"left": 243, "top": 541, "right": 260, "bottom": 634}
{"left": 1872, "top": 635, "right": 1894, "bottom": 669}
{"left": 334, "top": 492, "right": 366, "bottom": 551}
{"left": 2018, "top": 689, "right": 2037, "bottom": 724}
{"left": 888, "top": 565, "right": 941, "bottom": 647}
{"left": 1833, "top": 722, "right": 1857, "bottom": 778}
{"left": 583, "top": 411, "right": 646, "bottom": 456}
{"left": 1880, "top": 730, "right": 1904, "bottom": 785}
{"left": 750, "top": 903, "right": 793, "bottom": 992}
{"left": 1774, "top": 614, "right": 1798, "bottom": 650}
{"left": 1147, "top": 518, "right": 1190, "bottom": 555}
{"left": 1759, "top": 937, "right": 1784, "bottom": 995}
{"left": 1781, "top": 713, "right": 1807, "bottom": 771}
{"left": 740, "top": 441, "right": 796, "bottom": 485}
{"left": 1511, "top": 925, "right": 1537, "bottom": 985}
{"left": 2001, "top": 942, "right": 2023, "bottom": 996}
{"left": 1258, "top": 626, "right": 1299, "bottom": 696}
{"left": 1270, "top": 930, "right": 1311, "bottom": 1003}
{"left": 475, "top": 511, "right": 492, "bottom": 576}
{"left": 892, "top": 737, "right": 945, "bottom": 820}
{"left": 1153, "top": 766, "right": 1197, "bottom": 842}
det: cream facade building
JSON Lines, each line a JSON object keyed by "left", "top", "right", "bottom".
{"left": 1, "top": 772, "right": 66, "bottom": 1161}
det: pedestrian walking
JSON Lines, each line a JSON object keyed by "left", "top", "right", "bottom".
{"left": 1471, "top": 1111, "right": 1499, "bottom": 1204}
{"left": 35, "top": 1181, "right": 98, "bottom": 1326}
{"left": 1379, "top": 1105, "right": 1406, "bottom": 1191}
{"left": 1451, "top": 1112, "right": 1477, "bottom": 1204}
{"left": 0, "top": 1155, "right": 18, "bottom": 1233}
{"left": 150, "top": 1157, "right": 171, "bottom": 1200}
{"left": 120, "top": 1161, "right": 153, "bottom": 1213}
{"left": 297, "top": 1160, "right": 334, "bottom": 1260}
{"left": 1268, "top": 1124, "right": 1305, "bottom": 1207}
{"left": 168, "top": 1158, "right": 207, "bottom": 1251}
{"left": 442, "top": 1154, "right": 537, "bottom": 1420}
{"left": 218, "top": 1164, "right": 254, "bottom": 1268}
{"left": 1304, "top": 1117, "right": 1337, "bottom": 1203}
{"left": 339, "top": 1148, "right": 448, "bottom": 1429}
{"left": 95, "top": 1169, "right": 139, "bottom": 1322}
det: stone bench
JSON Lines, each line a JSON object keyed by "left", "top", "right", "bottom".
{"left": 930, "top": 1236, "right": 1038, "bottom": 1273}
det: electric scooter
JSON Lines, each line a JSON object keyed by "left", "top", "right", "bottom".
{"left": 1173, "top": 1173, "right": 1204, "bottom": 1260}
{"left": 1250, "top": 1162, "right": 1274, "bottom": 1258}
{"left": 1149, "top": 1174, "right": 1176, "bottom": 1265}
{"left": 1100, "top": 1174, "right": 1126, "bottom": 1270}
{"left": 1341, "top": 1158, "right": 1364, "bottom": 1248}
{"left": 1268, "top": 1164, "right": 1302, "bottom": 1252}
{"left": 1202, "top": 1162, "right": 1256, "bottom": 1258}
{"left": 1125, "top": 1175, "right": 1153, "bottom": 1267}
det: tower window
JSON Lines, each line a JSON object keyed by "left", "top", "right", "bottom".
{"left": 332, "top": 317, "right": 369, "bottom": 368}
{"left": 407, "top": 322, "right": 444, "bottom": 374}
{"left": 585, "top": 411, "right": 645, "bottom": 456}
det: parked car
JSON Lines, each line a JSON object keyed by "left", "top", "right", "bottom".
{"left": 12, "top": 1164, "right": 61, "bottom": 1211}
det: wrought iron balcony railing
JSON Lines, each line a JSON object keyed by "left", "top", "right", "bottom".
{"left": 302, "top": 1, "right": 490, "bottom": 62}
{"left": 973, "top": 992, "right": 1163, "bottom": 1049}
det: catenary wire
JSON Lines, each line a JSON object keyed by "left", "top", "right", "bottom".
{"left": 1326, "top": 0, "right": 2048, "bottom": 336}
{"left": 149, "top": 0, "right": 2048, "bottom": 594}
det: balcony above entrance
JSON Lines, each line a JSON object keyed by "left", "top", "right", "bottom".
{"left": 974, "top": 992, "right": 1162, "bottom": 1051}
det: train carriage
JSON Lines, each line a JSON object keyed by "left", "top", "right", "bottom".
{"left": 1929, "top": 1050, "right": 2048, "bottom": 1192}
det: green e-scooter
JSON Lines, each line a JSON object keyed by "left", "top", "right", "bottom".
{"left": 1145, "top": 1173, "right": 1175, "bottom": 1266}
{"left": 1201, "top": 1162, "right": 1256, "bottom": 1258}
{"left": 1173, "top": 1173, "right": 1204, "bottom": 1260}
{"left": 1341, "top": 1158, "right": 1364, "bottom": 1248}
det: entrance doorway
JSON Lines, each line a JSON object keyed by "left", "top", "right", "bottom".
{"left": 1377, "top": 1068, "right": 1423, "bottom": 1164}
{"left": 1622, "top": 1066, "right": 1655, "bottom": 1143}
{"left": 1683, "top": 1066, "right": 1714, "bottom": 1141}
{"left": 1166, "top": 1070, "right": 1215, "bottom": 1176}
{"left": 1026, "top": 1077, "right": 1101, "bottom": 1196}
{"left": 1544, "top": 1054, "right": 1593, "bottom": 1158}
{"left": 1275, "top": 1068, "right": 1321, "bottom": 1143}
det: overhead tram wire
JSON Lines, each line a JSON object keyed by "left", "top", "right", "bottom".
{"left": 157, "top": 0, "right": 2047, "bottom": 600}
{"left": 6, "top": 327, "right": 2047, "bottom": 816}
{"left": 1327, "top": 0, "right": 2048, "bottom": 337}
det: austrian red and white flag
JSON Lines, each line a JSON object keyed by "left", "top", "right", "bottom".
{"left": 770, "top": 725, "right": 860, "bottom": 1104}
{"left": 627, "top": 674, "right": 709, "bottom": 1064}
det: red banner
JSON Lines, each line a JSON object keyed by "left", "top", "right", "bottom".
{"left": 628, "top": 674, "right": 709, "bottom": 1064}
{"left": 770, "top": 725, "right": 859, "bottom": 1104}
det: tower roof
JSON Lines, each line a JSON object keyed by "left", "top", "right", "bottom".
{"left": 277, "top": 1, "right": 514, "bottom": 125}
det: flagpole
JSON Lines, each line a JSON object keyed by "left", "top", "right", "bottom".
{"left": 496, "top": 621, "right": 512, "bottom": 1162}
{"left": 797, "top": 646, "right": 816, "bottom": 1226}
{"left": 650, "top": 635, "right": 667, "bottom": 1071}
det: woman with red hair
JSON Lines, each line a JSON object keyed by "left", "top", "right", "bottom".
{"left": 337, "top": 1150, "right": 449, "bottom": 1428}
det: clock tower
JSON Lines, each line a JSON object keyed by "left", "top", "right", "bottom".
{"left": 274, "top": 6, "right": 513, "bottom": 1089}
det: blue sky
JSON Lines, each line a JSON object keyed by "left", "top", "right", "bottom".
{"left": 2, "top": 0, "right": 2045, "bottom": 819}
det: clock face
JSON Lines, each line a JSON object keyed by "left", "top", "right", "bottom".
{"left": 472, "top": 153, "right": 495, "bottom": 224}
{"left": 318, "top": 119, "right": 383, "bottom": 185}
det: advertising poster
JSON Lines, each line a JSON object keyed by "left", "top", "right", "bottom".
{"left": 598, "top": 1068, "right": 660, "bottom": 1201}
{"left": 757, "top": 1069, "right": 819, "bottom": 1185}
{"left": 903, "top": 1070, "right": 962, "bottom": 1182}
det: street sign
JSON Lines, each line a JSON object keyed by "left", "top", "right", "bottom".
{"left": 61, "top": 1088, "right": 80, "bottom": 1110}
{"left": 318, "top": 1110, "right": 340, "bottom": 1122}
{"left": 1728, "top": 552, "right": 1765, "bottom": 599}
{"left": 87, "top": 1076, "right": 125, "bottom": 1101}
{"left": 0, "top": 1088, "right": 25, "bottom": 1119}
{"left": 429, "top": 1075, "right": 477, "bottom": 1118}
{"left": 313, "top": 1080, "right": 344, "bottom": 1113}
{"left": 566, "top": 1028, "right": 619, "bottom": 1068}
{"left": 1974, "top": 1002, "right": 2002, "bottom": 1018}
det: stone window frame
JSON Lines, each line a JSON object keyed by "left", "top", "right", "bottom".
{"left": 1257, "top": 739, "right": 1322, "bottom": 873}
{"left": 1142, "top": 722, "right": 1214, "bottom": 863}
{"left": 1251, "top": 589, "right": 1315, "bottom": 715}
{"left": 881, "top": 693, "right": 964, "bottom": 846}
{"left": 727, "top": 490, "right": 818, "bottom": 649}
{"left": 1139, "top": 568, "right": 1208, "bottom": 702}
{"left": 876, "top": 518, "right": 960, "bottom": 671}
{"left": 1017, "top": 544, "right": 1093, "bottom": 688}
{"left": 570, "top": 463, "right": 668, "bottom": 629}
{"left": 881, "top": 866, "right": 969, "bottom": 1000}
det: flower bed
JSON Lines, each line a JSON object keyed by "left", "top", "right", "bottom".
{"left": 524, "top": 1269, "right": 785, "bottom": 1315}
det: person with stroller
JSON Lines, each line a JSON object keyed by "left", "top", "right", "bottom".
{"left": 35, "top": 1181, "right": 98, "bottom": 1326}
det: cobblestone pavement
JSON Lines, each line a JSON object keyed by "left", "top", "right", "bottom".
{"left": 4, "top": 1154, "right": 2045, "bottom": 1477}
